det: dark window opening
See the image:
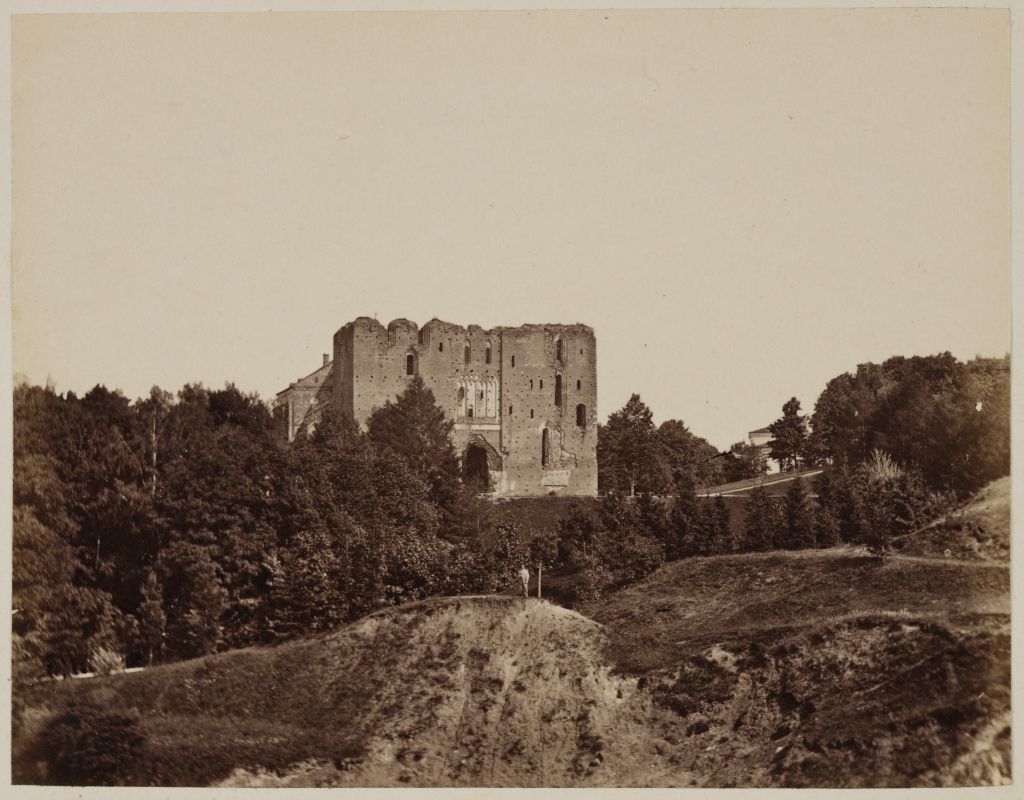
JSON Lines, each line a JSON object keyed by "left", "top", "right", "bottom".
{"left": 464, "top": 444, "right": 489, "bottom": 490}
{"left": 576, "top": 404, "right": 586, "bottom": 427}
{"left": 485, "top": 346, "right": 492, "bottom": 364}
{"left": 530, "top": 409, "right": 534, "bottom": 419}
{"left": 479, "top": 390, "right": 484, "bottom": 400}
{"left": 418, "top": 328, "right": 424, "bottom": 345}
{"left": 530, "top": 379, "right": 533, "bottom": 390}
{"left": 541, "top": 428, "right": 550, "bottom": 466}
{"left": 468, "top": 407, "right": 474, "bottom": 418}
{"left": 556, "top": 337, "right": 563, "bottom": 362}
{"left": 457, "top": 387, "right": 465, "bottom": 401}
{"left": 508, "top": 405, "right": 513, "bottom": 415}
{"left": 464, "top": 344, "right": 471, "bottom": 364}
{"left": 439, "top": 341, "right": 444, "bottom": 352}
{"left": 577, "top": 379, "right": 582, "bottom": 390}
{"left": 511, "top": 355, "right": 516, "bottom": 367}
{"left": 406, "top": 354, "right": 415, "bottom": 375}
{"left": 554, "top": 374, "right": 562, "bottom": 406}
{"left": 540, "top": 379, "right": 544, "bottom": 389}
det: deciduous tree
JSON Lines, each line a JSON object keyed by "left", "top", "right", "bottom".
{"left": 768, "top": 397, "right": 808, "bottom": 472}
{"left": 598, "top": 394, "right": 671, "bottom": 495}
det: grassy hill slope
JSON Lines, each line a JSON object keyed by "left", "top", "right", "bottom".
{"left": 582, "top": 482, "right": 1011, "bottom": 787}
{"left": 14, "top": 479, "right": 1012, "bottom": 788}
{"left": 15, "top": 597, "right": 668, "bottom": 787}
{"left": 892, "top": 476, "right": 1011, "bottom": 562}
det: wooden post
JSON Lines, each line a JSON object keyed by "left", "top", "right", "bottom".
{"left": 537, "top": 563, "right": 542, "bottom": 599}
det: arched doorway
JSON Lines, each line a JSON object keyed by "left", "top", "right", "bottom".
{"left": 464, "top": 444, "right": 490, "bottom": 489}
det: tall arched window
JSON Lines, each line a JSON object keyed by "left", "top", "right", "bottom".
{"left": 457, "top": 386, "right": 465, "bottom": 401}
{"left": 464, "top": 343, "right": 471, "bottom": 364}
{"left": 485, "top": 344, "right": 492, "bottom": 364}
{"left": 554, "top": 374, "right": 562, "bottom": 406}
{"left": 406, "top": 354, "right": 415, "bottom": 375}
{"left": 541, "top": 428, "right": 550, "bottom": 466}
{"left": 555, "top": 337, "right": 563, "bottom": 363}
{"left": 417, "top": 328, "right": 424, "bottom": 345}
{"left": 576, "top": 404, "right": 586, "bottom": 428}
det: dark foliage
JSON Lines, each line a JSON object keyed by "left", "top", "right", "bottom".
{"left": 37, "top": 700, "right": 145, "bottom": 785}
{"left": 597, "top": 394, "right": 672, "bottom": 495}
{"left": 10, "top": 379, "right": 519, "bottom": 679}
{"left": 808, "top": 354, "right": 1009, "bottom": 496}
{"left": 722, "top": 442, "right": 770, "bottom": 482}
{"left": 768, "top": 397, "right": 809, "bottom": 472}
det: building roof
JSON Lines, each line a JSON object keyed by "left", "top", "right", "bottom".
{"left": 275, "top": 358, "right": 334, "bottom": 397}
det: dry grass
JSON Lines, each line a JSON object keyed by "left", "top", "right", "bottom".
{"left": 579, "top": 478, "right": 1011, "bottom": 787}
{"left": 13, "top": 479, "right": 1012, "bottom": 788}
{"left": 893, "top": 476, "right": 1011, "bottom": 562}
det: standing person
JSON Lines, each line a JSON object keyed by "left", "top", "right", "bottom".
{"left": 518, "top": 565, "right": 530, "bottom": 598}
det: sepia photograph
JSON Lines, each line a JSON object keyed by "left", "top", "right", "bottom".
{"left": 4, "top": 1, "right": 1018, "bottom": 791}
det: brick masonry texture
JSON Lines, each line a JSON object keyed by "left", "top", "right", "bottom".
{"left": 275, "top": 317, "right": 598, "bottom": 498}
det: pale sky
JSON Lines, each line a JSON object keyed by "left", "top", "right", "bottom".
{"left": 11, "top": 9, "right": 1011, "bottom": 450}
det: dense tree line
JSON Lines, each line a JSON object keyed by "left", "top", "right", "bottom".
{"left": 807, "top": 354, "right": 1010, "bottom": 495}
{"left": 13, "top": 377, "right": 523, "bottom": 678}
{"left": 14, "top": 351, "right": 1009, "bottom": 675}
{"left": 731, "top": 354, "right": 1009, "bottom": 558}
{"left": 598, "top": 353, "right": 1009, "bottom": 499}
{"left": 597, "top": 394, "right": 746, "bottom": 495}
{"left": 583, "top": 352, "right": 1010, "bottom": 598}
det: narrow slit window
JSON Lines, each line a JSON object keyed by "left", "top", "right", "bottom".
{"left": 577, "top": 379, "right": 582, "bottom": 390}
{"left": 464, "top": 344, "right": 471, "bottom": 364}
{"left": 530, "top": 379, "right": 533, "bottom": 390}
{"left": 439, "top": 341, "right": 444, "bottom": 352}
{"left": 511, "top": 355, "right": 516, "bottom": 367}
{"left": 485, "top": 345, "right": 492, "bottom": 364}
{"left": 541, "top": 428, "right": 550, "bottom": 466}
{"left": 540, "top": 379, "right": 544, "bottom": 389}
{"left": 530, "top": 409, "right": 534, "bottom": 419}
{"left": 468, "top": 407, "right": 474, "bottom": 418}
{"left": 576, "top": 404, "right": 586, "bottom": 428}
{"left": 406, "top": 354, "right": 415, "bottom": 375}
{"left": 508, "top": 405, "right": 513, "bottom": 416}
{"left": 555, "top": 337, "right": 563, "bottom": 362}
{"left": 457, "top": 387, "right": 465, "bottom": 401}
{"left": 554, "top": 374, "right": 562, "bottom": 406}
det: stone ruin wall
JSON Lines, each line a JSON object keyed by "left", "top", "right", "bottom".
{"left": 329, "top": 317, "right": 598, "bottom": 498}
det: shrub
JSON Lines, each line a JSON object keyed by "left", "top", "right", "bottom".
{"left": 486, "top": 521, "right": 530, "bottom": 591}
{"left": 40, "top": 700, "right": 145, "bottom": 785}
{"left": 88, "top": 645, "right": 125, "bottom": 677}
{"left": 573, "top": 557, "right": 614, "bottom": 604}
{"left": 616, "top": 532, "right": 665, "bottom": 582}
{"left": 527, "top": 528, "right": 560, "bottom": 570}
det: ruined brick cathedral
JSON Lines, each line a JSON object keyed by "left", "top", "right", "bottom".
{"left": 274, "top": 317, "right": 598, "bottom": 497}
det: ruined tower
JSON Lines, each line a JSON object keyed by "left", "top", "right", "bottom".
{"left": 274, "top": 317, "right": 598, "bottom": 498}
